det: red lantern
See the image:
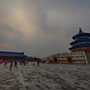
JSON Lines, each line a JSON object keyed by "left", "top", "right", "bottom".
{"left": 54, "top": 57, "right": 57, "bottom": 62}
{"left": 67, "top": 56, "right": 72, "bottom": 64}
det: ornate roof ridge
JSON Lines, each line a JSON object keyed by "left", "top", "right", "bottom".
{"left": 79, "top": 28, "right": 84, "bottom": 34}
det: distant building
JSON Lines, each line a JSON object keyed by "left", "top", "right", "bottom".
{"left": 43, "top": 28, "right": 90, "bottom": 64}
{"left": 0, "top": 51, "right": 26, "bottom": 61}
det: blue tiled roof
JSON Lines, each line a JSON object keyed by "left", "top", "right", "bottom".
{"left": 0, "top": 51, "right": 25, "bottom": 57}
{"left": 70, "top": 39, "right": 90, "bottom": 45}
{"left": 78, "top": 28, "right": 84, "bottom": 34}
{"left": 72, "top": 28, "right": 90, "bottom": 40}
{"left": 69, "top": 44, "right": 90, "bottom": 50}
{"left": 72, "top": 33, "right": 90, "bottom": 39}
{"left": 70, "top": 28, "right": 90, "bottom": 51}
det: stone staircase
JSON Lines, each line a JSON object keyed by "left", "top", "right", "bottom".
{"left": 85, "top": 52, "right": 90, "bottom": 64}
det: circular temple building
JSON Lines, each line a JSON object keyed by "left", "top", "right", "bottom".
{"left": 69, "top": 28, "right": 90, "bottom": 52}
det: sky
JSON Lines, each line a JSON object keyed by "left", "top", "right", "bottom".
{"left": 0, "top": 0, "right": 90, "bottom": 57}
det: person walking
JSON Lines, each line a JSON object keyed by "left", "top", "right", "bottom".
{"left": 37, "top": 58, "right": 40, "bottom": 67}
{"left": 37, "top": 61, "right": 39, "bottom": 67}
{"left": 14, "top": 60, "right": 17, "bottom": 69}
{"left": 10, "top": 61, "right": 13, "bottom": 70}
{"left": 24, "top": 61, "right": 26, "bottom": 65}
{"left": 33, "top": 62, "right": 35, "bottom": 65}
{"left": 4, "top": 60, "right": 8, "bottom": 67}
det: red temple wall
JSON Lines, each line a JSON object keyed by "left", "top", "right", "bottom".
{"left": 0, "top": 57, "right": 25, "bottom": 61}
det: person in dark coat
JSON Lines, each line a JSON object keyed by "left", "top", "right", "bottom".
{"left": 37, "top": 58, "right": 40, "bottom": 67}
{"left": 10, "top": 61, "right": 13, "bottom": 70}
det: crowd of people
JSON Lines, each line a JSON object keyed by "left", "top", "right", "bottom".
{"left": 4, "top": 60, "right": 18, "bottom": 70}
{"left": 9, "top": 61, "right": 17, "bottom": 69}
{"left": 0, "top": 57, "right": 42, "bottom": 70}
{"left": 0, "top": 57, "right": 58, "bottom": 70}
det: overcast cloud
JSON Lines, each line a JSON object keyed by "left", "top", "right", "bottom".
{"left": 0, "top": 0, "right": 90, "bottom": 57}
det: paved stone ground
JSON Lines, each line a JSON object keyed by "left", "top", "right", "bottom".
{"left": 0, "top": 63, "right": 90, "bottom": 90}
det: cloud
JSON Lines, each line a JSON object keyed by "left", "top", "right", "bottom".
{"left": 0, "top": 43, "right": 9, "bottom": 48}
{"left": 0, "top": 43, "right": 15, "bottom": 51}
{"left": 0, "top": 0, "right": 38, "bottom": 40}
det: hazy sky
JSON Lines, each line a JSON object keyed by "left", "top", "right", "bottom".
{"left": 0, "top": 0, "right": 90, "bottom": 57}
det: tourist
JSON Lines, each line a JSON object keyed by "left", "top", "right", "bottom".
{"left": 37, "top": 58, "right": 40, "bottom": 67}
{"left": 10, "top": 61, "right": 13, "bottom": 70}
{"left": 37, "top": 61, "right": 39, "bottom": 66}
{"left": 43, "top": 60, "right": 46, "bottom": 64}
{"left": 49, "top": 60, "right": 51, "bottom": 64}
{"left": 48, "top": 58, "right": 51, "bottom": 64}
{"left": 4, "top": 60, "right": 8, "bottom": 67}
{"left": 24, "top": 61, "right": 26, "bottom": 65}
{"left": 27, "top": 61, "right": 28, "bottom": 64}
{"left": 14, "top": 60, "right": 17, "bottom": 69}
